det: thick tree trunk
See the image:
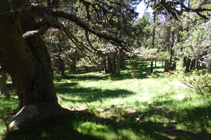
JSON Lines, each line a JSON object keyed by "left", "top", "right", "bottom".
{"left": 0, "top": 0, "right": 58, "bottom": 108}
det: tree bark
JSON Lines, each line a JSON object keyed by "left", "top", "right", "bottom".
{"left": 0, "top": 0, "right": 58, "bottom": 108}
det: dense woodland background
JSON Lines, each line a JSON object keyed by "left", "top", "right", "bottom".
{"left": 1, "top": 0, "right": 211, "bottom": 139}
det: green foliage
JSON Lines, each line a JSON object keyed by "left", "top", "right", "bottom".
{"left": 133, "top": 12, "right": 152, "bottom": 48}
{"left": 178, "top": 69, "right": 211, "bottom": 94}
{"left": 129, "top": 60, "right": 139, "bottom": 72}
{"left": 157, "top": 51, "right": 171, "bottom": 59}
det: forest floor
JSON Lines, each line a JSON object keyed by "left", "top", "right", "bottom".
{"left": 1, "top": 61, "right": 211, "bottom": 140}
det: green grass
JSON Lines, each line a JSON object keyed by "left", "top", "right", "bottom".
{"left": 1, "top": 61, "right": 211, "bottom": 140}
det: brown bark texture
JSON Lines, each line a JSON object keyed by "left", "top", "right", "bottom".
{"left": 0, "top": 0, "right": 58, "bottom": 108}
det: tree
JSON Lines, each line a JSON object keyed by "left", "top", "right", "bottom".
{"left": 0, "top": 0, "right": 139, "bottom": 127}
{"left": 2, "top": 0, "right": 211, "bottom": 127}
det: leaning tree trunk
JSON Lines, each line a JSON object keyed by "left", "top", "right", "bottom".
{"left": 0, "top": 0, "right": 58, "bottom": 109}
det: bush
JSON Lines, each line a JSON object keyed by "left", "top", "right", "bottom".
{"left": 179, "top": 69, "right": 211, "bottom": 94}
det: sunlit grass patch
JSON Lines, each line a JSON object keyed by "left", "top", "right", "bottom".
{"left": 74, "top": 121, "right": 118, "bottom": 139}
{"left": 2, "top": 61, "right": 211, "bottom": 139}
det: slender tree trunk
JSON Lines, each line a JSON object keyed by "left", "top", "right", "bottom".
{"left": 0, "top": 70, "right": 10, "bottom": 97}
{"left": 207, "top": 60, "right": 211, "bottom": 73}
{"left": 113, "top": 53, "right": 116, "bottom": 74}
{"left": 103, "top": 58, "right": 108, "bottom": 73}
{"left": 117, "top": 52, "right": 121, "bottom": 75}
{"left": 164, "top": 25, "right": 171, "bottom": 72}
{"left": 60, "top": 58, "right": 65, "bottom": 77}
{"left": 151, "top": 5, "right": 156, "bottom": 73}
{"left": 155, "top": 58, "right": 157, "bottom": 68}
{"left": 107, "top": 56, "right": 113, "bottom": 73}
{"left": 185, "top": 58, "right": 191, "bottom": 72}
{"left": 119, "top": 52, "right": 125, "bottom": 69}
{"left": 150, "top": 58, "right": 153, "bottom": 73}
{"left": 170, "top": 30, "right": 176, "bottom": 70}
{"left": 183, "top": 57, "right": 187, "bottom": 67}
{"left": 191, "top": 59, "right": 196, "bottom": 70}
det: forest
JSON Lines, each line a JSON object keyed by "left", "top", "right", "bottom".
{"left": 0, "top": 0, "right": 211, "bottom": 139}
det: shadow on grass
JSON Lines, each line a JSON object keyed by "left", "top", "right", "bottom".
{"left": 3, "top": 103, "right": 211, "bottom": 140}
{"left": 62, "top": 75, "right": 109, "bottom": 81}
{"left": 54, "top": 61, "right": 165, "bottom": 81}
{"left": 55, "top": 82, "right": 135, "bottom": 103}
{"left": 120, "top": 64, "right": 164, "bottom": 80}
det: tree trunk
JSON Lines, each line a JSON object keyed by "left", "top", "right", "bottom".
{"left": 107, "top": 56, "right": 113, "bottom": 73}
{"left": 183, "top": 57, "right": 187, "bottom": 68}
{"left": 151, "top": 6, "right": 156, "bottom": 73}
{"left": 170, "top": 30, "right": 176, "bottom": 71}
{"left": 103, "top": 58, "right": 108, "bottom": 73}
{"left": 117, "top": 52, "right": 121, "bottom": 75}
{"left": 155, "top": 58, "right": 157, "bottom": 68}
{"left": 191, "top": 59, "right": 196, "bottom": 70}
{"left": 0, "top": 70, "right": 10, "bottom": 97}
{"left": 185, "top": 58, "right": 191, "bottom": 72}
{"left": 59, "top": 58, "right": 65, "bottom": 77}
{"left": 120, "top": 53, "right": 125, "bottom": 69}
{"left": 150, "top": 58, "right": 153, "bottom": 73}
{"left": 164, "top": 59, "right": 170, "bottom": 72}
{"left": 207, "top": 60, "right": 211, "bottom": 74}
{"left": 113, "top": 53, "right": 116, "bottom": 74}
{"left": 0, "top": 0, "right": 58, "bottom": 109}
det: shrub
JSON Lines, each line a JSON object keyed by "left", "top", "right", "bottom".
{"left": 179, "top": 69, "right": 211, "bottom": 94}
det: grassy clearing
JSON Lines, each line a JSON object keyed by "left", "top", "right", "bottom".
{"left": 1, "top": 61, "right": 211, "bottom": 140}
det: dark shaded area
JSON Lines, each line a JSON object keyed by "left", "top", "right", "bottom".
{"left": 120, "top": 61, "right": 165, "bottom": 80}
{"left": 57, "top": 61, "right": 165, "bottom": 81}
{"left": 55, "top": 82, "right": 135, "bottom": 103}
{"left": 3, "top": 102, "right": 211, "bottom": 140}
